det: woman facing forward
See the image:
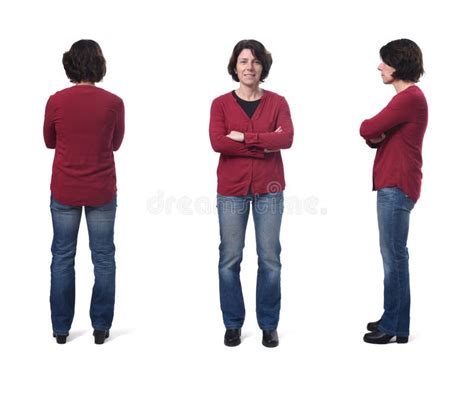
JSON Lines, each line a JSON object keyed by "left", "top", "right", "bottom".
{"left": 209, "top": 39, "right": 293, "bottom": 347}
{"left": 44, "top": 39, "right": 125, "bottom": 344}
{"left": 360, "top": 39, "right": 428, "bottom": 344}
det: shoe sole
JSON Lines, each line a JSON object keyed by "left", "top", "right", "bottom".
{"left": 224, "top": 339, "right": 241, "bottom": 347}
{"left": 363, "top": 336, "right": 409, "bottom": 344}
{"left": 262, "top": 343, "right": 279, "bottom": 348}
{"left": 262, "top": 340, "right": 279, "bottom": 348}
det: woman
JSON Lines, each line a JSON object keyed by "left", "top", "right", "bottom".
{"left": 209, "top": 39, "right": 293, "bottom": 347}
{"left": 44, "top": 39, "right": 125, "bottom": 344}
{"left": 360, "top": 39, "right": 428, "bottom": 344}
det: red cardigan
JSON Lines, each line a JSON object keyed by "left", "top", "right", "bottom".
{"left": 209, "top": 90, "right": 293, "bottom": 196}
{"left": 360, "top": 85, "right": 428, "bottom": 202}
{"left": 44, "top": 85, "right": 125, "bottom": 206}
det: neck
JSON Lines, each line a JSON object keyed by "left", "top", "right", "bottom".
{"left": 76, "top": 81, "right": 95, "bottom": 86}
{"left": 236, "top": 84, "right": 263, "bottom": 101}
{"left": 393, "top": 80, "right": 415, "bottom": 94}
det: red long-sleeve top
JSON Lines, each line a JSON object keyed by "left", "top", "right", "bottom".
{"left": 44, "top": 85, "right": 125, "bottom": 206}
{"left": 209, "top": 90, "right": 294, "bottom": 196}
{"left": 360, "top": 85, "right": 428, "bottom": 202}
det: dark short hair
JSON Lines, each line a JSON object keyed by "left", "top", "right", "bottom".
{"left": 228, "top": 39, "right": 273, "bottom": 82}
{"left": 62, "top": 39, "right": 106, "bottom": 83}
{"left": 380, "top": 39, "right": 424, "bottom": 82}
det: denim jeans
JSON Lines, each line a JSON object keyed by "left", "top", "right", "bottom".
{"left": 376, "top": 187, "right": 415, "bottom": 337}
{"left": 217, "top": 192, "right": 284, "bottom": 330}
{"left": 50, "top": 196, "right": 117, "bottom": 335}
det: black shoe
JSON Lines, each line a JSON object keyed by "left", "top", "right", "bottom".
{"left": 262, "top": 329, "right": 279, "bottom": 348}
{"left": 53, "top": 333, "right": 68, "bottom": 344}
{"left": 93, "top": 330, "right": 110, "bottom": 345}
{"left": 367, "top": 319, "right": 381, "bottom": 332}
{"left": 363, "top": 329, "right": 408, "bottom": 344}
{"left": 224, "top": 329, "right": 241, "bottom": 347}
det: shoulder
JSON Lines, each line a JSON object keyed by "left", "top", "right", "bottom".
{"left": 390, "top": 85, "right": 427, "bottom": 109}
{"left": 48, "top": 86, "right": 74, "bottom": 100}
{"left": 46, "top": 86, "right": 72, "bottom": 108}
{"left": 407, "top": 85, "right": 427, "bottom": 107}
{"left": 210, "top": 92, "right": 235, "bottom": 113}
{"left": 263, "top": 90, "right": 283, "bottom": 100}
{"left": 263, "top": 90, "right": 282, "bottom": 99}
{"left": 262, "top": 90, "right": 288, "bottom": 105}
{"left": 94, "top": 86, "right": 124, "bottom": 106}
{"left": 212, "top": 91, "right": 233, "bottom": 105}
{"left": 262, "top": 90, "right": 290, "bottom": 112}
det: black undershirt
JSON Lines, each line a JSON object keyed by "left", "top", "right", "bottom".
{"left": 232, "top": 91, "right": 261, "bottom": 119}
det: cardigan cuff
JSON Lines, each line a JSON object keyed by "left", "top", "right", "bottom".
{"left": 244, "top": 132, "right": 259, "bottom": 146}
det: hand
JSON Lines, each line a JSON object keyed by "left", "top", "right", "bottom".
{"left": 226, "top": 130, "right": 245, "bottom": 142}
{"left": 369, "top": 133, "right": 386, "bottom": 144}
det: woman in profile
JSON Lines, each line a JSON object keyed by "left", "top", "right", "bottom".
{"left": 209, "top": 39, "right": 293, "bottom": 348}
{"left": 360, "top": 39, "right": 428, "bottom": 344}
{"left": 44, "top": 39, "right": 125, "bottom": 344}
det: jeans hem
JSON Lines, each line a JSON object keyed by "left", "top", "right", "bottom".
{"left": 259, "top": 326, "right": 278, "bottom": 331}
{"left": 53, "top": 330, "right": 69, "bottom": 336}
{"left": 378, "top": 324, "right": 408, "bottom": 337}
{"left": 93, "top": 326, "right": 111, "bottom": 331}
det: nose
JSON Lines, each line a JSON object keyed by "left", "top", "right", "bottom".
{"left": 377, "top": 63, "right": 383, "bottom": 71}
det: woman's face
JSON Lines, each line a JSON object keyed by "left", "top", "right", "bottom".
{"left": 378, "top": 61, "right": 396, "bottom": 84}
{"left": 235, "top": 49, "right": 263, "bottom": 87}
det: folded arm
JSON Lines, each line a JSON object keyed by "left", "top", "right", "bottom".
{"left": 360, "top": 97, "right": 408, "bottom": 141}
{"left": 244, "top": 98, "right": 294, "bottom": 150}
{"left": 209, "top": 100, "right": 265, "bottom": 159}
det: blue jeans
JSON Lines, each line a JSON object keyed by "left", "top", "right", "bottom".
{"left": 217, "top": 192, "right": 284, "bottom": 330}
{"left": 50, "top": 196, "right": 117, "bottom": 335}
{"left": 376, "top": 187, "right": 415, "bottom": 337}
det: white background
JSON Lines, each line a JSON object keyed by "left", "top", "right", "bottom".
{"left": 1, "top": 0, "right": 473, "bottom": 392}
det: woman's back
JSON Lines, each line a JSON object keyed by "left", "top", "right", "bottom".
{"left": 44, "top": 84, "right": 124, "bottom": 206}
